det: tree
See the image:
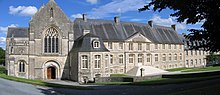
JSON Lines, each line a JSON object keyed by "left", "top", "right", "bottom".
{"left": 207, "top": 52, "right": 218, "bottom": 66}
{"left": 0, "top": 47, "right": 5, "bottom": 65}
{"left": 139, "top": 0, "right": 220, "bottom": 52}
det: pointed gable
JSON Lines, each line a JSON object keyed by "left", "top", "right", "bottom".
{"left": 126, "top": 32, "right": 152, "bottom": 42}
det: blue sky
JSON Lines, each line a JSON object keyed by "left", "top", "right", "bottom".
{"left": 0, "top": 0, "right": 203, "bottom": 49}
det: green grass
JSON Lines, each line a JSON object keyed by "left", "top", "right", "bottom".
{"left": 166, "top": 66, "right": 220, "bottom": 72}
{"left": 110, "top": 74, "right": 128, "bottom": 77}
{"left": 94, "top": 75, "right": 220, "bottom": 85}
{"left": 0, "top": 74, "right": 92, "bottom": 90}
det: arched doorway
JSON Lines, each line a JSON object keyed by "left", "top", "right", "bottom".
{"left": 43, "top": 61, "right": 60, "bottom": 80}
{"left": 47, "top": 66, "right": 56, "bottom": 79}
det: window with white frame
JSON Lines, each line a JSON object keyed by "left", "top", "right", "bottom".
{"left": 110, "top": 55, "right": 113, "bottom": 64}
{"left": 162, "top": 54, "right": 166, "bottom": 62}
{"left": 119, "top": 55, "right": 123, "bottom": 64}
{"left": 191, "top": 50, "right": 193, "bottom": 55}
{"left": 146, "top": 43, "right": 150, "bottom": 50}
{"left": 186, "top": 50, "right": 188, "bottom": 56}
{"left": 199, "top": 59, "right": 201, "bottom": 64}
{"left": 94, "top": 55, "right": 101, "bottom": 69}
{"left": 81, "top": 55, "right": 88, "bottom": 69}
{"left": 186, "top": 60, "right": 189, "bottom": 66}
{"left": 93, "top": 40, "right": 100, "bottom": 48}
{"left": 105, "top": 55, "right": 108, "bottom": 67}
{"left": 108, "top": 42, "right": 112, "bottom": 49}
{"left": 19, "top": 61, "right": 25, "bottom": 72}
{"left": 168, "top": 44, "right": 171, "bottom": 49}
{"left": 44, "top": 27, "right": 59, "bottom": 53}
{"left": 174, "top": 54, "right": 177, "bottom": 61}
{"left": 147, "top": 54, "right": 151, "bottom": 62}
{"left": 119, "top": 43, "right": 123, "bottom": 50}
{"left": 179, "top": 53, "right": 182, "bottom": 60}
{"left": 169, "top": 53, "right": 172, "bottom": 61}
{"left": 129, "top": 54, "right": 134, "bottom": 63}
{"left": 155, "top": 44, "right": 158, "bottom": 49}
{"left": 174, "top": 45, "right": 177, "bottom": 49}
{"left": 195, "top": 59, "right": 197, "bottom": 65}
{"left": 191, "top": 60, "right": 193, "bottom": 65}
{"left": 155, "top": 54, "right": 159, "bottom": 62}
{"left": 162, "top": 44, "right": 165, "bottom": 49}
{"left": 138, "top": 43, "right": 142, "bottom": 50}
{"left": 195, "top": 50, "right": 197, "bottom": 55}
{"left": 129, "top": 43, "right": 133, "bottom": 50}
{"left": 138, "top": 54, "right": 143, "bottom": 63}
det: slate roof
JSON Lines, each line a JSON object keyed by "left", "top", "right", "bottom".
{"left": 73, "top": 33, "right": 109, "bottom": 52}
{"left": 74, "top": 18, "right": 183, "bottom": 44}
{"left": 7, "top": 27, "right": 28, "bottom": 38}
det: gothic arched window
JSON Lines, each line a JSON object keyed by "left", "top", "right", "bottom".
{"left": 44, "top": 27, "right": 59, "bottom": 53}
{"left": 19, "top": 61, "right": 26, "bottom": 72}
{"left": 50, "top": 8, "right": 54, "bottom": 18}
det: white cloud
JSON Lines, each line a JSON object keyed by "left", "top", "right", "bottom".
{"left": 87, "top": 0, "right": 148, "bottom": 19}
{"left": 150, "top": 15, "right": 186, "bottom": 30}
{"left": 0, "top": 24, "right": 18, "bottom": 33}
{"left": 130, "top": 18, "right": 146, "bottom": 22}
{"left": 71, "top": 13, "right": 83, "bottom": 19}
{"left": 0, "top": 37, "right": 6, "bottom": 43}
{"left": 9, "top": 6, "right": 38, "bottom": 16}
{"left": 86, "top": 0, "right": 98, "bottom": 4}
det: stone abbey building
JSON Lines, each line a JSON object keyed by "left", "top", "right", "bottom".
{"left": 5, "top": 0, "right": 208, "bottom": 82}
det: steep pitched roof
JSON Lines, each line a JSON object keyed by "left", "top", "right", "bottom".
{"left": 7, "top": 27, "right": 28, "bottom": 38}
{"left": 73, "top": 18, "right": 183, "bottom": 44}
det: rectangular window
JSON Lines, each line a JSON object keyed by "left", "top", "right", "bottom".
{"left": 179, "top": 45, "right": 182, "bottom": 49}
{"left": 174, "top": 54, "right": 177, "bottom": 61}
{"left": 169, "top": 54, "right": 172, "bottom": 61}
{"left": 162, "top": 44, "right": 165, "bottom": 49}
{"left": 179, "top": 53, "right": 182, "bottom": 60}
{"left": 81, "top": 55, "right": 88, "bottom": 69}
{"left": 146, "top": 43, "right": 150, "bottom": 50}
{"left": 186, "top": 60, "right": 189, "bottom": 65}
{"left": 147, "top": 54, "right": 151, "bottom": 62}
{"left": 195, "top": 50, "right": 197, "bottom": 55}
{"left": 155, "top": 54, "right": 159, "bottom": 62}
{"left": 168, "top": 44, "right": 171, "bottom": 49}
{"left": 94, "top": 55, "right": 101, "bottom": 69}
{"left": 52, "top": 37, "right": 55, "bottom": 53}
{"left": 110, "top": 55, "right": 113, "bottom": 64}
{"left": 119, "top": 43, "right": 123, "bottom": 50}
{"left": 186, "top": 50, "right": 188, "bottom": 56}
{"left": 162, "top": 54, "right": 166, "bottom": 61}
{"left": 138, "top": 43, "right": 142, "bottom": 50}
{"left": 191, "top": 50, "right": 193, "bottom": 56}
{"left": 138, "top": 54, "right": 143, "bottom": 63}
{"left": 108, "top": 42, "right": 112, "bottom": 49}
{"left": 48, "top": 37, "right": 51, "bottom": 52}
{"left": 195, "top": 59, "right": 197, "bottom": 65}
{"left": 129, "top": 54, "right": 134, "bottom": 63}
{"left": 119, "top": 55, "right": 123, "bottom": 64}
{"left": 129, "top": 43, "right": 133, "bottom": 50}
{"left": 174, "top": 45, "right": 177, "bottom": 49}
{"left": 155, "top": 44, "right": 158, "bottom": 49}
{"left": 105, "top": 55, "right": 108, "bottom": 67}
{"left": 44, "top": 38, "right": 48, "bottom": 53}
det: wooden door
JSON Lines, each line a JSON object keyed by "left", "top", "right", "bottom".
{"left": 47, "top": 67, "right": 52, "bottom": 79}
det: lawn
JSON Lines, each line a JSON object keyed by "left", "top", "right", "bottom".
{"left": 0, "top": 74, "right": 92, "bottom": 90}
{"left": 94, "top": 75, "right": 220, "bottom": 85}
{"left": 166, "top": 66, "right": 220, "bottom": 72}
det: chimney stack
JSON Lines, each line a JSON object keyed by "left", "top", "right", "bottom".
{"left": 171, "top": 24, "right": 176, "bottom": 31}
{"left": 148, "top": 20, "right": 153, "bottom": 27}
{"left": 83, "top": 14, "right": 87, "bottom": 22}
{"left": 114, "top": 16, "right": 120, "bottom": 24}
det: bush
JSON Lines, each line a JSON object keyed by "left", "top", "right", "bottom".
{"left": 0, "top": 66, "right": 6, "bottom": 74}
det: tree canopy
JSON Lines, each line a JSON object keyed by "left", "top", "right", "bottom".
{"left": 139, "top": 0, "right": 220, "bottom": 52}
{"left": 0, "top": 47, "right": 5, "bottom": 65}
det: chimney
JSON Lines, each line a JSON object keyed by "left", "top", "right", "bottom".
{"left": 148, "top": 20, "right": 153, "bottom": 27}
{"left": 83, "top": 29, "right": 90, "bottom": 35}
{"left": 83, "top": 14, "right": 87, "bottom": 22}
{"left": 114, "top": 16, "right": 120, "bottom": 24}
{"left": 171, "top": 24, "right": 176, "bottom": 31}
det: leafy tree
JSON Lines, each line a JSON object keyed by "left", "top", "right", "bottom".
{"left": 0, "top": 47, "right": 5, "bottom": 65}
{"left": 207, "top": 52, "right": 218, "bottom": 65}
{"left": 139, "top": 0, "right": 220, "bottom": 52}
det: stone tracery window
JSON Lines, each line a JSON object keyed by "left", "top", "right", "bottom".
{"left": 44, "top": 27, "right": 59, "bottom": 53}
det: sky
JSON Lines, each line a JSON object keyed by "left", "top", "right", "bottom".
{"left": 0, "top": 0, "right": 203, "bottom": 49}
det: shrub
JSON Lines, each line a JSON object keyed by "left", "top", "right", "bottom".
{"left": 0, "top": 66, "right": 6, "bottom": 74}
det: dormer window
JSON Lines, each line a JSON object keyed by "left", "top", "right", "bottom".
{"left": 93, "top": 39, "right": 100, "bottom": 48}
